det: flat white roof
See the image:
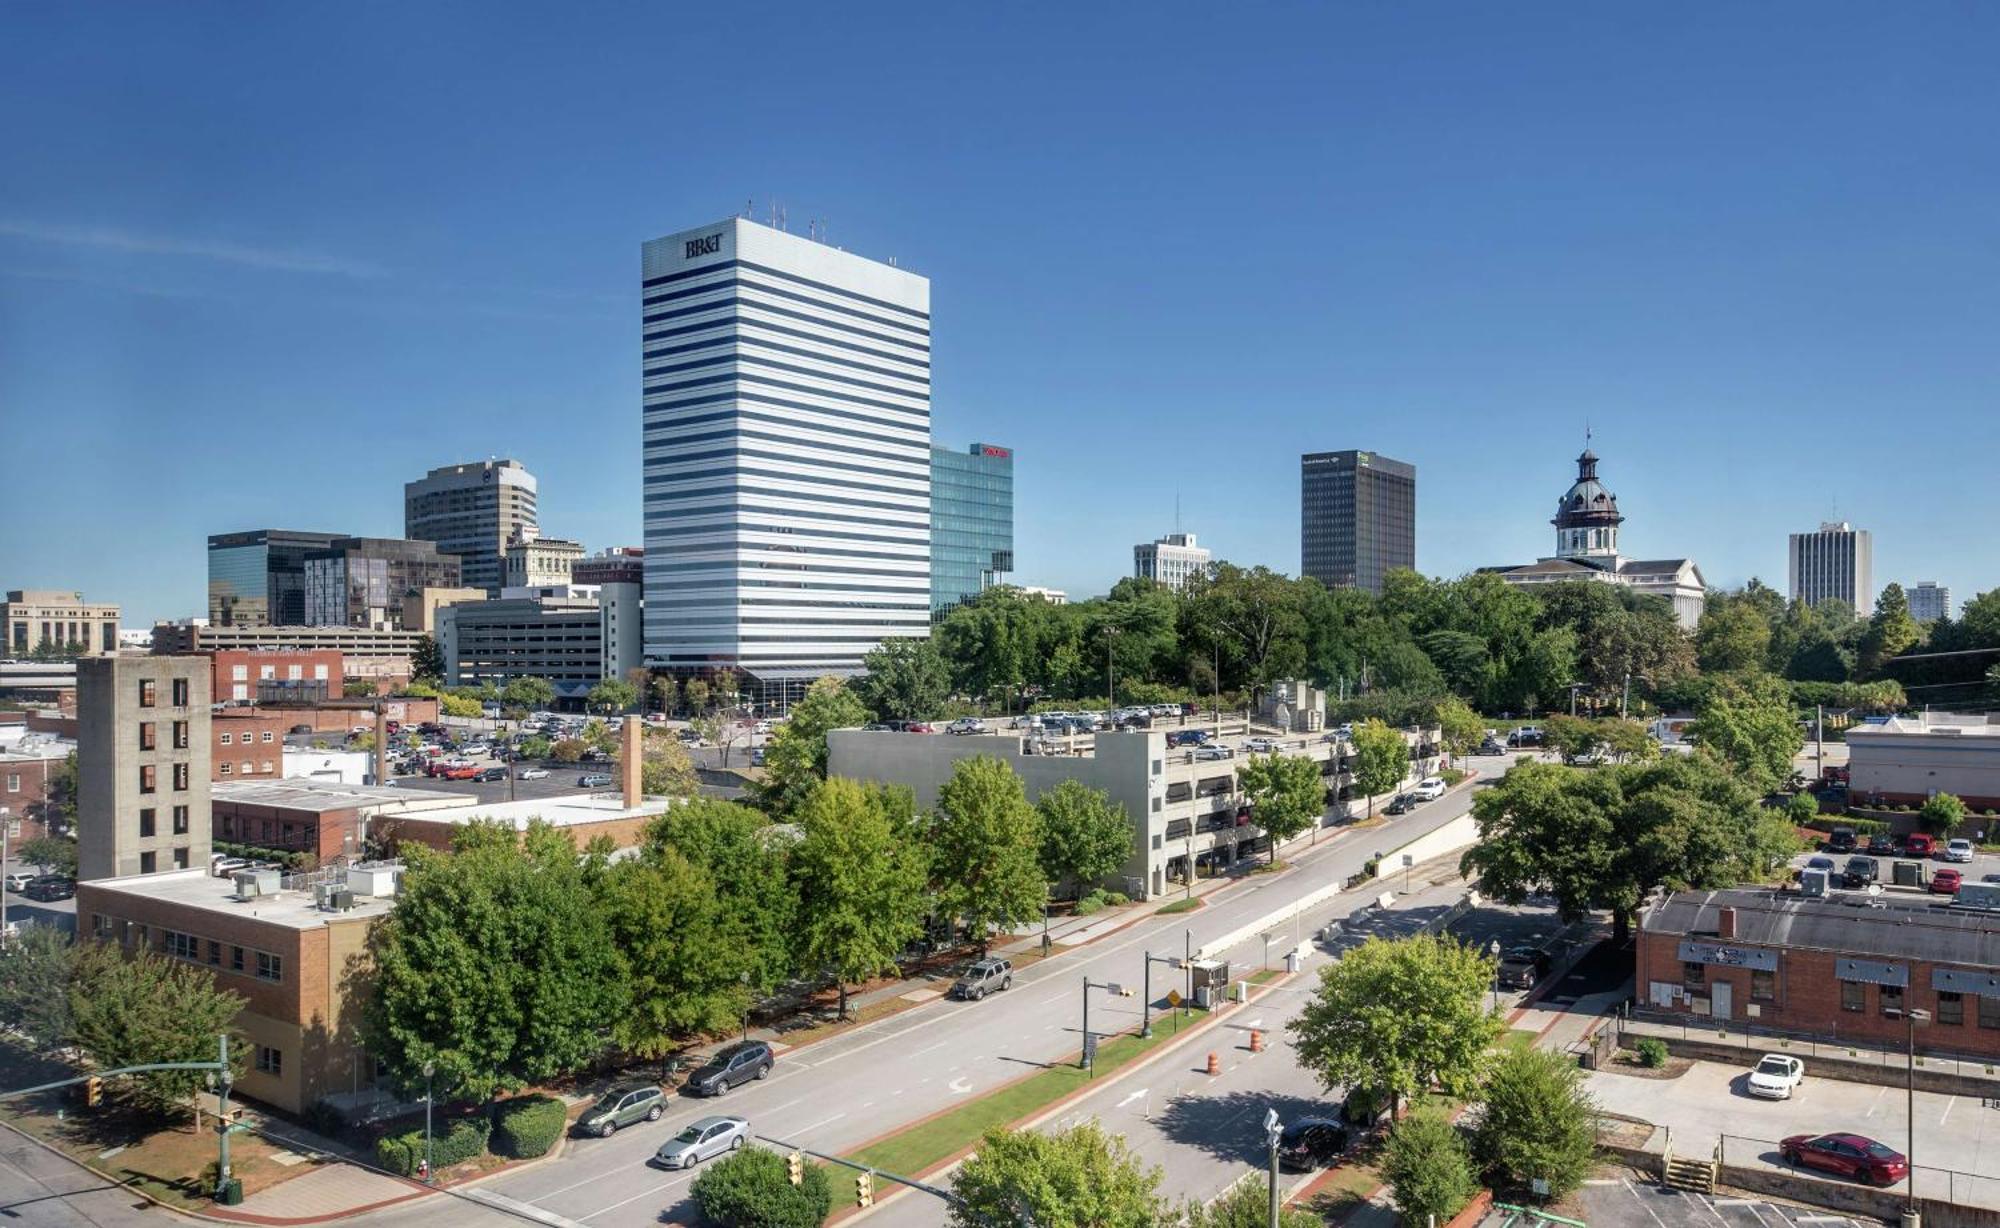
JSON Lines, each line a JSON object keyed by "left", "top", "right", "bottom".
{"left": 390, "top": 791, "right": 674, "bottom": 830}
{"left": 1853, "top": 713, "right": 2000, "bottom": 739}
{"left": 212, "top": 779, "right": 470, "bottom": 814}
{"left": 81, "top": 867, "right": 399, "bottom": 929}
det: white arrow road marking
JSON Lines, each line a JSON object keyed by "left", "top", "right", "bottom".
{"left": 1116, "top": 1088, "right": 1148, "bottom": 1109}
{"left": 1241, "top": 1018, "right": 1263, "bottom": 1029}
{"left": 949, "top": 1076, "right": 973, "bottom": 1094}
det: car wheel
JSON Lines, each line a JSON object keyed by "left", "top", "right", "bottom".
{"left": 1003, "top": 977, "right": 1013, "bottom": 991}
{"left": 972, "top": 986, "right": 985, "bottom": 1001}
{"left": 599, "top": 1121, "right": 616, "bottom": 1138}
{"left": 731, "top": 1135, "right": 744, "bottom": 1150}
{"left": 646, "top": 1105, "right": 662, "bottom": 1121}
{"left": 756, "top": 1062, "right": 771, "bottom": 1080}
{"left": 1781, "top": 1148, "right": 1799, "bottom": 1167}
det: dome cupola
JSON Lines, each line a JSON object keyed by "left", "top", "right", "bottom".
{"left": 1552, "top": 448, "right": 1623, "bottom": 560}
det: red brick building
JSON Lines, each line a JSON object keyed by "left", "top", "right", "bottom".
{"left": 210, "top": 780, "right": 435, "bottom": 861}
{"left": 1638, "top": 888, "right": 2000, "bottom": 1058}
{"left": 210, "top": 649, "right": 344, "bottom": 706}
{"left": 210, "top": 709, "right": 293, "bottom": 783}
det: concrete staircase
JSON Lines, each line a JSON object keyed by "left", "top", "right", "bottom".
{"left": 1662, "top": 1150, "right": 1717, "bottom": 1194}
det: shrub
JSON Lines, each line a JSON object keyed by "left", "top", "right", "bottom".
{"left": 1635, "top": 1037, "right": 1669, "bottom": 1068}
{"left": 1381, "top": 1111, "right": 1478, "bottom": 1226}
{"left": 1473, "top": 1048, "right": 1598, "bottom": 1198}
{"left": 1102, "top": 891, "right": 1129, "bottom": 906}
{"left": 1074, "top": 894, "right": 1105, "bottom": 917}
{"left": 691, "top": 1146, "right": 832, "bottom": 1228}
{"left": 491, "top": 1094, "right": 567, "bottom": 1159}
{"left": 375, "top": 1115, "right": 490, "bottom": 1176}
{"left": 1919, "top": 793, "right": 1966, "bottom": 836}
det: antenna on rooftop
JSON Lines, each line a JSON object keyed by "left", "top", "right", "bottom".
{"left": 743, "top": 198, "right": 753, "bottom": 219}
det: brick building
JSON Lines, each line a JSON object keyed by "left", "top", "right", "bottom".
{"left": 1638, "top": 887, "right": 2000, "bottom": 1058}
{"left": 76, "top": 864, "right": 402, "bottom": 1113}
{"left": 0, "top": 735, "right": 71, "bottom": 840}
{"left": 211, "top": 709, "right": 294, "bottom": 783}
{"left": 211, "top": 780, "right": 470, "bottom": 862}
{"left": 210, "top": 650, "right": 344, "bottom": 706}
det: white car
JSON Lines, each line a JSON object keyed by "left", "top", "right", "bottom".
{"left": 1945, "top": 839, "right": 1975, "bottom": 863}
{"left": 518, "top": 767, "right": 550, "bottom": 780}
{"left": 1746, "top": 1053, "right": 1805, "bottom": 1099}
{"left": 947, "top": 718, "right": 986, "bottom": 735}
{"left": 1193, "top": 745, "right": 1235, "bottom": 761}
{"left": 3, "top": 871, "right": 36, "bottom": 893}
{"left": 1411, "top": 776, "right": 1448, "bottom": 801}
{"left": 1244, "top": 736, "right": 1281, "bottom": 754}
{"left": 754, "top": 720, "right": 774, "bottom": 735}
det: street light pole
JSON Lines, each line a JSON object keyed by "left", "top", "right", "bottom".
{"left": 1080, "top": 978, "right": 1125, "bottom": 1074}
{"left": 1264, "top": 1108, "right": 1283, "bottom": 1228}
{"left": 422, "top": 1061, "right": 435, "bottom": 1184}
{"left": 1891, "top": 1007, "right": 1929, "bottom": 1215}
{"left": 1141, "top": 951, "right": 1179, "bottom": 1038}
{"left": 1489, "top": 939, "right": 1502, "bottom": 1015}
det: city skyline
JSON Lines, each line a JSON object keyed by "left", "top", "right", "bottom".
{"left": 6, "top": 6, "right": 2000, "bottom": 623}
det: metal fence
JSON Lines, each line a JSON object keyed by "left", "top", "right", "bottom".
{"left": 1623, "top": 1009, "right": 2000, "bottom": 1083}
{"left": 1719, "top": 1133, "right": 2000, "bottom": 1212}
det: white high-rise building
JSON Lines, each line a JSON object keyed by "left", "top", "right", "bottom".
{"left": 1134, "top": 533, "right": 1210, "bottom": 591}
{"left": 1908, "top": 581, "right": 1952, "bottom": 624}
{"left": 640, "top": 218, "right": 932, "bottom": 700}
{"left": 1789, "top": 522, "right": 1874, "bottom": 617}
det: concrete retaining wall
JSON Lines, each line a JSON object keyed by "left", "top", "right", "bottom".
{"left": 1651, "top": 1033, "right": 2000, "bottom": 1100}
{"left": 1369, "top": 811, "right": 1478, "bottom": 880}
{"left": 1719, "top": 1164, "right": 2000, "bottom": 1228}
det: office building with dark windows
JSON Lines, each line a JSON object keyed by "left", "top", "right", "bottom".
{"left": 206, "top": 530, "right": 344, "bottom": 627}
{"left": 404, "top": 459, "right": 539, "bottom": 597}
{"left": 639, "top": 217, "right": 932, "bottom": 703}
{"left": 931, "top": 443, "right": 1014, "bottom": 616}
{"left": 1300, "top": 450, "right": 1416, "bottom": 595}
{"left": 302, "top": 538, "right": 461, "bottom": 630}
{"left": 1789, "top": 521, "right": 1874, "bottom": 617}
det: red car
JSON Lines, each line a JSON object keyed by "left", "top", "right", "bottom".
{"left": 1931, "top": 868, "right": 1963, "bottom": 895}
{"left": 1904, "top": 832, "right": 1937, "bottom": 858}
{"left": 1781, "top": 1133, "right": 1908, "bottom": 1186}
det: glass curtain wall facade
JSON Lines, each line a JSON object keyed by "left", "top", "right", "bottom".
{"left": 1301, "top": 450, "right": 1416, "bottom": 594}
{"left": 931, "top": 443, "right": 1013, "bottom": 617}
{"left": 640, "top": 218, "right": 933, "bottom": 700}
{"left": 207, "top": 530, "right": 344, "bottom": 626}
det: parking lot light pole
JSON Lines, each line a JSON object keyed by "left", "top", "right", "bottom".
{"left": 1889, "top": 1007, "right": 1929, "bottom": 1216}
{"left": 1489, "top": 940, "right": 1502, "bottom": 1015}
{"left": 1264, "top": 1108, "right": 1283, "bottom": 1228}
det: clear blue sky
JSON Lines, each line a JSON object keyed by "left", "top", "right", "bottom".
{"left": 4, "top": 4, "right": 1998, "bottom": 625}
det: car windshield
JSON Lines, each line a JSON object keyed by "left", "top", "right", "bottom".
{"left": 1755, "top": 1058, "right": 1790, "bottom": 1076}
{"left": 1862, "top": 1141, "right": 1898, "bottom": 1159}
{"left": 672, "top": 1126, "right": 704, "bottom": 1144}
{"left": 593, "top": 1092, "right": 624, "bottom": 1111}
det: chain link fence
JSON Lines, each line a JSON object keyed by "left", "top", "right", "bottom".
{"left": 1720, "top": 1134, "right": 2000, "bottom": 1213}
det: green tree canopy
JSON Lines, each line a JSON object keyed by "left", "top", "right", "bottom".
{"left": 68, "top": 942, "right": 247, "bottom": 1120}
{"left": 1472, "top": 1047, "right": 1599, "bottom": 1198}
{"left": 0, "top": 923, "right": 77, "bottom": 1050}
{"left": 503, "top": 676, "right": 555, "bottom": 710}
{"left": 856, "top": 636, "right": 952, "bottom": 721}
{"left": 639, "top": 729, "right": 699, "bottom": 797}
{"left": 691, "top": 1145, "right": 833, "bottom": 1228}
{"left": 645, "top": 799, "right": 796, "bottom": 991}
{"left": 1689, "top": 672, "right": 1805, "bottom": 792}
{"left": 1035, "top": 780, "right": 1133, "bottom": 900}
{"left": 1288, "top": 934, "right": 1500, "bottom": 1115}
{"left": 1696, "top": 596, "right": 1773, "bottom": 674}
{"left": 411, "top": 634, "right": 445, "bottom": 684}
{"left": 948, "top": 1123, "right": 1165, "bottom": 1228}
{"left": 1382, "top": 1111, "right": 1478, "bottom": 1227}
{"left": 931, "top": 756, "right": 1048, "bottom": 946}
{"left": 588, "top": 679, "right": 638, "bottom": 715}
{"left": 1919, "top": 792, "right": 1966, "bottom": 836}
{"left": 600, "top": 849, "right": 748, "bottom": 1061}
{"left": 1235, "top": 751, "right": 1324, "bottom": 859}
{"left": 759, "top": 677, "right": 871, "bottom": 818}
{"left": 1349, "top": 718, "right": 1409, "bottom": 817}
{"left": 1178, "top": 1179, "right": 1321, "bottom": 1228}
{"left": 17, "top": 834, "right": 77, "bottom": 877}
{"left": 790, "top": 778, "right": 930, "bottom": 1018}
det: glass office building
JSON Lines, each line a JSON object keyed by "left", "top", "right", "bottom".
{"left": 1301, "top": 450, "right": 1416, "bottom": 595}
{"left": 207, "top": 530, "right": 344, "bottom": 626}
{"left": 931, "top": 443, "right": 1014, "bottom": 616}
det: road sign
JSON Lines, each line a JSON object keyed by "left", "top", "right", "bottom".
{"left": 1166, "top": 989, "right": 1182, "bottom": 1007}
{"left": 1082, "top": 1035, "right": 1098, "bottom": 1067}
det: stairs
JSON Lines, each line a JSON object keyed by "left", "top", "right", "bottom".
{"left": 1662, "top": 1151, "right": 1717, "bottom": 1194}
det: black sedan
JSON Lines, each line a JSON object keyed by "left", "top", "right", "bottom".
{"left": 23, "top": 876, "right": 76, "bottom": 902}
{"left": 1277, "top": 1118, "right": 1349, "bottom": 1170}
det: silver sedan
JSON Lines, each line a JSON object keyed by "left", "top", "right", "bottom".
{"left": 651, "top": 1115, "right": 750, "bottom": 1169}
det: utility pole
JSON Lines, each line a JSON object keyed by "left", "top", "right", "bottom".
{"left": 1264, "top": 1108, "right": 1283, "bottom": 1228}
{"left": 1816, "top": 704, "right": 1825, "bottom": 785}
{"left": 1621, "top": 671, "right": 1631, "bottom": 720}
{"left": 215, "top": 1033, "right": 233, "bottom": 1199}
{"left": 1104, "top": 625, "right": 1120, "bottom": 707}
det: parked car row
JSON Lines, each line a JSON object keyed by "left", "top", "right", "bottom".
{"left": 1824, "top": 828, "right": 1973, "bottom": 863}
{"left": 3, "top": 872, "right": 74, "bottom": 901}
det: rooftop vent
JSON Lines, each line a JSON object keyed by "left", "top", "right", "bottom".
{"left": 232, "top": 869, "right": 281, "bottom": 901}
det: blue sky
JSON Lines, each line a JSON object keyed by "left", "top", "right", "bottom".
{"left": 4, "top": 4, "right": 1998, "bottom": 625}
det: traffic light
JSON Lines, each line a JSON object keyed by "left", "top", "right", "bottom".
{"left": 787, "top": 1151, "right": 804, "bottom": 1186}
{"left": 84, "top": 1076, "right": 102, "bottom": 1107}
{"left": 856, "top": 1172, "right": 874, "bottom": 1208}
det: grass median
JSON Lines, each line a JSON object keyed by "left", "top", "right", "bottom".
{"left": 825, "top": 1005, "right": 1214, "bottom": 1209}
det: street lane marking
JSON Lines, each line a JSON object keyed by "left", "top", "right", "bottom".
{"left": 1940, "top": 1095, "right": 1956, "bottom": 1125}
{"left": 1622, "top": 1179, "right": 1672, "bottom": 1228}
{"left": 910, "top": 1040, "right": 950, "bottom": 1058}
{"left": 464, "top": 1187, "right": 594, "bottom": 1226}
{"left": 1116, "top": 1089, "right": 1147, "bottom": 1109}
{"left": 793, "top": 1111, "right": 847, "bottom": 1138}
{"left": 948, "top": 1077, "right": 973, "bottom": 1094}
{"left": 578, "top": 1169, "right": 695, "bottom": 1221}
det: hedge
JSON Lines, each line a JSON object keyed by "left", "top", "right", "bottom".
{"left": 375, "top": 1115, "right": 490, "bottom": 1176}
{"left": 1802, "top": 816, "right": 1889, "bottom": 837}
{"left": 491, "top": 1095, "right": 567, "bottom": 1159}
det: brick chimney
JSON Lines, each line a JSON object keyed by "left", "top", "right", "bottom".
{"left": 622, "top": 717, "right": 644, "bottom": 809}
{"left": 1717, "top": 905, "right": 1737, "bottom": 940}
{"left": 373, "top": 706, "right": 389, "bottom": 789}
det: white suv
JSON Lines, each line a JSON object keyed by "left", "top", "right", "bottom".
{"left": 1411, "top": 776, "right": 1448, "bottom": 801}
{"left": 1945, "top": 838, "right": 1976, "bottom": 863}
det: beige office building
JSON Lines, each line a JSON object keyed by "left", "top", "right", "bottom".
{"left": 6, "top": 590, "right": 121, "bottom": 656}
{"left": 77, "top": 655, "right": 212, "bottom": 880}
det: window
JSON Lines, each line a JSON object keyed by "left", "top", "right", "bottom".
{"left": 219, "top": 763, "right": 233, "bottom": 777}
{"left": 1751, "top": 970, "right": 1775, "bottom": 1002}
{"left": 255, "top": 1046, "right": 282, "bottom": 1076}
{"left": 1939, "top": 991, "right": 1964, "bottom": 1026}
{"left": 1682, "top": 961, "right": 1705, "bottom": 986}
{"left": 165, "top": 932, "right": 199, "bottom": 960}
{"left": 220, "top": 732, "right": 234, "bottom": 746}
{"left": 173, "top": 805, "right": 189, "bottom": 834}
{"left": 207, "top": 940, "right": 222, "bottom": 966}
{"left": 261, "top": 731, "right": 274, "bottom": 744}
{"left": 261, "top": 761, "right": 273, "bottom": 773}
{"left": 138, "top": 808, "right": 156, "bottom": 837}
{"left": 314, "top": 665, "right": 328, "bottom": 680}
{"left": 230, "top": 946, "right": 245, "bottom": 972}
{"left": 93, "top": 914, "right": 114, "bottom": 939}
{"left": 240, "top": 761, "right": 252, "bottom": 776}
{"left": 173, "top": 847, "right": 188, "bottom": 869}
{"left": 171, "top": 678, "right": 190, "bottom": 706}
{"left": 173, "top": 721, "right": 189, "bottom": 749}
{"left": 232, "top": 665, "right": 248, "bottom": 681}
{"left": 139, "top": 679, "right": 157, "bottom": 707}
{"left": 3, "top": 774, "right": 15, "bottom": 793}
{"left": 139, "top": 722, "right": 156, "bottom": 751}
{"left": 173, "top": 763, "right": 190, "bottom": 790}
{"left": 139, "top": 765, "right": 157, "bottom": 794}
{"left": 255, "top": 951, "right": 283, "bottom": 983}
{"left": 1981, "top": 995, "right": 2000, "bottom": 1031}
{"left": 139, "top": 851, "right": 156, "bottom": 874}
{"left": 1881, "top": 985, "right": 1904, "bottom": 1017}
{"left": 1842, "top": 980, "right": 1865, "bottom": 1012}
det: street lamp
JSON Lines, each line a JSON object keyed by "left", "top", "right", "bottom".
{"left": 1886, "top": 1006, "right": 1930, "bottom": 1213}
{"left": 1141, "top": 951, "right": 1181, "bottom": 1038}
{"left": 1489, "top": 940, "right": 1503, "bottom": 1014}
{"left": 1264, "top": 1107, "right": 1284, "bottom": 1228}
{"left": 1080, "top": 978, "right": 1127, "bottom": 1074}
{"left": 422, "top": 1061, "right": 436, "bottom": 1184}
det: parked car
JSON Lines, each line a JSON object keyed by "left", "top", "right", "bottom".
{"left": 1904, "top": 832, "right": 1937, "bottom": 858}
{"left": 1865, "top": 834, "right": 1895, "bottom": 857}
{"left": 1385, "top": 794, "right": 1417, "bottom": 815}
{"left": 1841, "top": 856, "right": 1879, "bottom": 888}
{"left": 950, "top": 957, "right": 1014, "bottom": 1001}
{"left": 1931, "top": 868, "right": 1963, "bottom": 895}
{"left": 1825, "top": 826, "right": 1858, "bottom": 854}
{"left": 651, "top": 1115, "right": 749, "bottom": 1169}
{"left": 1475, "top": 738, "right": 1506, "bottom": 756}
{"left": 289, "top": 724, "right": 313, "bottom": 735}
{"left": 750, "top": 747, "right": 766, "bottom": 766}
{"left": 686, "top": 1041, "right": 773, "bottom": 1096}
{"left": 1780, "top": 1133, "right": 1908, "bottom": 1186}
{"left": 578, "top": 772, "right": 614, "bottom": 788}
{"left": 1803, "top": 855, "right": 1837, "bottom": 875}
{"left": 576, "top": 1084, "right": 664, "bottom": 1137}
{"left": 23, "top": 876, "right": 75, "bottom": 902}
{"left": 1746, "top": 1054, "right": 1805, "bottom": 1100}
{"left": 1506, "top": 727, "right": 1543, "bottom": 747}
{"left": 1167, "top": 730, "right": 1209, "bottom": 748}
{"left": 3, "top": 871, "right": 35, "bottom": 893}
{"left": 1244, "top": 736, "right": 1281, "bottom": 754}
{"left": 1496, "top": 946, "right": 1551, "bottom": 990}
{"left": 1192, "top": 746, "right": 1234, "bottom": 761}
{"left": 475, "top": 767, "right": 507, "bottom": 782}
{"left": 946, "top": 717, "right": 986, "bottom": 736}
{"left": 1275, "top": 1118, "right": 1350, "bottom": 1171}
{"left": 906, "top": 721, "right": 937, "bottom": 734}
{"left": 211, "top": 858, "right": 250, "bottom": 878}
{"left": 518, "top": 767, "right": 550, "bottom": 780}
{"left": 1945, "top": 838, "right": 1976, "bottom": 863}
{"left": 1411, "top": 776, "right": 1447, "bottom": 801}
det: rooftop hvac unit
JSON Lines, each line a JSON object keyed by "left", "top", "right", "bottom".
{"left": 344, "top": 863, "right": 402, "bottom": 899}
{"left": 232, "top": 869, "right": 281, "bottom": 901}
{"left": 1798, "top": 867, "right": 1829, "bottom": 898}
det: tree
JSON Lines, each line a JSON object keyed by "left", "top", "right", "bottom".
{"left": 1541, "top": 715, "right": 1606, "bottom": 764}
{"left": 1036, "top": 781, "right": 1134, "bottom": 900}
{"left": 551, "top": 738, "right": 586, "bottom": 764}
{"left": 650, "top": 674, "right": 680, "bottom": 716}
{"left": 1689, "top": 673, "right": 1804, "bottom": 793}
{"left": 931, "top": 757, "right": 1047, "bottom": 947}
{"left": 1597, "top": 718, "right": 1658, "bottom": 763}
{"left": 588, "top": 679, "right": 638, "bottom": 715}
{"left": 1178, "top": 1179, "right": 1321, "bottom": 1228}
{"left": 0, "top": 924, "right": 78, "bottom": 1050}
{"left": 437, "top": 691, "right": 483, "bottom": 719}
{"left": 582, "top": 719, "right": 618, "bottom": 755}
{"left": 1289, "top": 934, "right": 1499, "bottom": 1116}
{"left": 713, "top": 668, "right": 741, "bottom": 712}
{"left": 1235, "top": 753, "right": 1324, "bottom": 859}
{"left": 759, "top": 677, "right": 871, "bottom": 818}
{"left": 645, "top": 799, "right": 796, "bottom": 992}
{"left": 503, "top": 676, "right": 556, "bottom": 711}
{"left": 344, "top": 678, "right": 379, "bottom": 698}
{"left": 1858, "top": 583, "right": 1924, "bottom": 678}
{"left": 16, "top": 834, "right": 77, "bottom": 877}
{"left": 692, "top": 1146, "right": 833, "bottom": 1228}
{"left": 1472, "top": 1047, "right": 1598, "bottom": 1198}
{"left": 411, "top": 634, "right": 446, "bottom": 684}
{"left": 856, "top": 637, "right": 951, "bottom": 722}
{"left": 1696, "top": 598, "right": 1773, "bottom": 674}
{"left": 1919, "top": 792, "right": 1966, "bottom": 836}
{"left": 1381, "top": 1111, "right": 1478, "bottom": 1227}
{"left": 1431, "top": 695, "right": 1485, "bottom": 761}
{"left": 640, "top": 729, "right": 699, "bottom": 797}
{"left": 684, "top": 679, "right": 712, "bottom": 715}
{"left": 1784, "top": 790, "right": 1822, "bottom": 827}
{"left": 948, "top": 1122, "right": 1165, "bottom": 1228}
{"left": 790, "top": 778, "right": 929, "bottom": 1018}
{"left": 600, "top": 850, "right": 749, "bottom": 1063}
{"left": 1349, "top": 719, "right": 1409, "bottom": 818}
{"left": 67, "top": 942, "right": 246, "bottom": 1120}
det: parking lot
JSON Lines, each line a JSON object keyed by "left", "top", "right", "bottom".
{"left": 1527, "top": 1175, "right": 1884, "bottom": 1228}
{"left": 1787, "top": 842, "right": 2000, "bottom": 895}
